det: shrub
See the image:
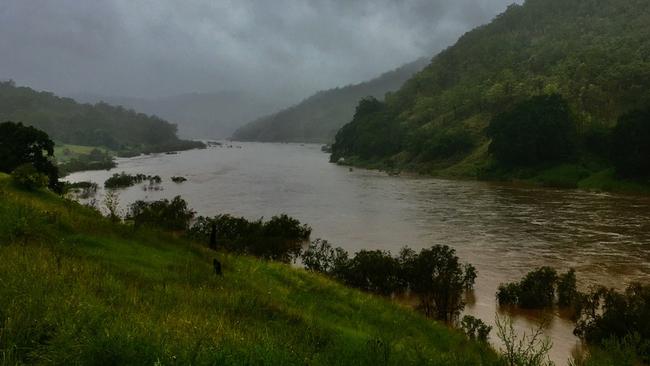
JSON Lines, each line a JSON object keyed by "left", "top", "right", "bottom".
{"left": 517, "top": 267, "right": 558, "bottom": 309}
{"left": 497, "top": 267, "right": 561, "bottom": 309}
{"left": 11, "top": 164, "right": 49, "bottom": 190}
{"left": 127, "top": 196, "right": 195, "bottom": 231}
{"left": 496, "top": 314, "right": 553, "bottom": 366}
{"left": 189, "top": 214, "right": 311, "bottom": 263}
{"left": 460, "top": 315, "right": 492, "bottom": 343}
{"left": 104, "top": 172, "right": 149, "bottom": 189}
{"left": 557, "top": 269, "right": 578, "bottom": 307}
{"left": 337, "top": 250, "right": 403, "bottom": 296}
{"left": 574, "top": 283, "right": 650, "bottom": 363}
{"left": 301, "top": 239, "right": 348, "bottom": 274}
{"left": 497, "top": 283, "right": 521, "bottom": 307}
{"left": 400, "top": 245, "right": 474, "bottom": 321}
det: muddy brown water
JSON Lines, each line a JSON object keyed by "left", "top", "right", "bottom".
{"left": 66, "top": 142, "right": 650, "bottom": 365}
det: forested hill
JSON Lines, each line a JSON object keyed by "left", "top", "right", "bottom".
{"left": 0, "top": 81, "right": 203, "bottom": 153}
{"left": 232, "top": 58, "right": 429, "bottom": 143}
{"left": 72, "top": 91, "right": 285, "bottom": 140}
{"left": 331, "top": 0, "right": 650, "bottom": 190}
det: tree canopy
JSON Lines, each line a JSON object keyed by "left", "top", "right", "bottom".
{"left": 0, "top": 121, "right": 60, "bottom": 191}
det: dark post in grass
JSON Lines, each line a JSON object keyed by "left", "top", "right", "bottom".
{"left": 213, "top": 258, "right": 222, "bottom": 276}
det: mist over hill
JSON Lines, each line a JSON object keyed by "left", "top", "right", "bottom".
{"left": 71, "top": 91, "right": 288, "bottom": 140}
{"left": 232, "top": 58, "right": 429, "bottom": 143}
{"left": 331, "top": 0, "right": 650, "bottom": 189}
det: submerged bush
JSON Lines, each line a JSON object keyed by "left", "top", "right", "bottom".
{"left": 461, "top": 315, "right": 492, "bottom": 343}
{"left": 574, "top": 283, "right": 650, "bottom": 363}
{"left": 189, "top": 214, "right": 311, "bottom": 262}
{"left": 104, "top": 172, "right": 160, "bottom": 189}
{"left": 305, "top": 243, "right": 476, "bottom": 321}
{"left": 497, "top": 267, "right": 578, "bottom": 309}
{"left": 127, "top": 196, "right": 195, "bottom": 231}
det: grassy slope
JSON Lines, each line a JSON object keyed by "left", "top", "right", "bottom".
{"left": 0, "top": 174, "right": 499, "bottom": 365}
{"left": 53, "top": 143, "right": 111, "bottom": 163}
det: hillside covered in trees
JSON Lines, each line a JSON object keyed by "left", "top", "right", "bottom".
{"left": 331, "top": 0, "right": 650, "bottom": 191}
{"left": 0, "top": 81, "right": 203, "bottom": 154}
{"left": 232, "top": 58, "right": 428, "bottom": 143}
{"left": 73, "top": 91, "right": 285, "bottom": 140}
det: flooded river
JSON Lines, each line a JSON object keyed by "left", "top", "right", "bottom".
{"left": 66, "top": 142, "right": 650, "bottom": 365}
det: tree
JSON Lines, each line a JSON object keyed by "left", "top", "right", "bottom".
{"left": 401, "top": 245, "right": 472, "bottom": 321}
{"left": 486, "top": 94, "right": 577, "bottom": 167}
{"left": 0, "top": 121, "right": 60, "bottom": 192}
{"left": 611, "top": 108, "right": 650, "bottom": 178}
{"left": 338, "top": 250, "right": 403, "bottom": 296}
{"left": 574, "top": 283, "right": 650, "bottom": 363}
{"left": 127, "top": 196, "right": 195, "bottom": 231}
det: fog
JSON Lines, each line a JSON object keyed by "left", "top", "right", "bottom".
{"left": 0, "top": 0, "right": 516, "bottom": 100}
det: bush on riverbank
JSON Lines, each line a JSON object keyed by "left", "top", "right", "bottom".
{"left": 301, "top": 241, "right": 476, "bottom": 322}
{"left": 497, "top": 267, "right": 578, "bottom": 309}
{"left": 189, "top": 214, "right": 312, "bottom": 262}
{"left": 127, "top": 196, "right": 196, "bottom": 231}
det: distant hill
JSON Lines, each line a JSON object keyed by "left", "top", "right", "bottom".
{"left": 232, "top": 58, "right": 429, "bottom": 143}
{"left": 0, "top": 81, "right": 202, "bottom": 153}
{"left": 331, "top": 0, "right": 650, "bottom": 190}
{"left": 73, "top": 91, "right": 285, "bottom": 139}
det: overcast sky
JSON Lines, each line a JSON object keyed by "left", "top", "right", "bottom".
{"left": 0, "top": 0, "right": 516, "bottom": 100}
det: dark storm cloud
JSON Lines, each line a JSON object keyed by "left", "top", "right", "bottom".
{"left": 0, "top": 0, "right": 517, "bottom": 99}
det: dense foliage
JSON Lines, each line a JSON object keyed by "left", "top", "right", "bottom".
{"left": 486, "top": 94, "right": 577, "bottom": 166}
{"left": 331, "top": 0, "right": 650, "bottom": 187}
{"left": 0, "top": 81, "right": 204, "bottom": 153}
{"left": 233, "top": 59, "right": 428, "bottom": 143}
{"left": 574, "top": 283, "right": 650, "bottom": 363}
{"left": 497, "top": 267, "right": 578, "bottom": 309}
{"left": 301, "top": 242, "right": 476, "bottom": 321}
{"left": 0, "top": 121, "right": 60, "bottom": 192}
{"left": 104, "top": 172, "right": 160, "bottom": 189}
{"left": 189, "top": 214, "right": 312, "bottom": 262}
{"left": 11, "top": 163, "right": 49, "bottom": 190}
{"left": 611, "top": 108, "right": 650, "bottom": 179}
{"left": 127, "top": 196, "right": 196, "bottom": 231}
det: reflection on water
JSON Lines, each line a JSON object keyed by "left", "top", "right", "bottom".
{"left": 66, "top": 142, "right": 650, "bottom": 365}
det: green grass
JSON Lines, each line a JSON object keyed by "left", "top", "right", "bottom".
{"left": 0, "top": 175, "right": 500, "bottom": 365}
{"left": 53, "top": 143, "right": 111, "bottom": 163}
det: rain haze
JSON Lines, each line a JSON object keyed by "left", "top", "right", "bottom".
{"left": 1, "top": 0, "right": 516, "bottom": 100}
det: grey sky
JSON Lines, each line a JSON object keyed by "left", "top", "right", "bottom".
{"left": 0, "top": 0, "right": 516, "bottom": 100}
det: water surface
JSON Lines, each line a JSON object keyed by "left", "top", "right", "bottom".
{"left": 67, "top": 142, "right": 650, "bottom": 365}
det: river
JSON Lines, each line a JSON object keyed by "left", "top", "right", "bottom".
{"left": 66, "top": 142, "right": 650, "bottom": 365}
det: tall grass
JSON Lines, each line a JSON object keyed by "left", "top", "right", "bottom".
{"left": 0, "top": 176, "right": 500, "bottom": 365}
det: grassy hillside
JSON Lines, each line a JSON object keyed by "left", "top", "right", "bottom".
{"left": 0, "top": 81, "right": 203, "bottom": 154}
{"left": 0, "top": 174, "right": 499, "bottom": 365}
{"left": 232, "top": 58, "right": 428, "bottom": 143}
{"left": 331, "top": 0, "right": 650, "bottom": 192}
